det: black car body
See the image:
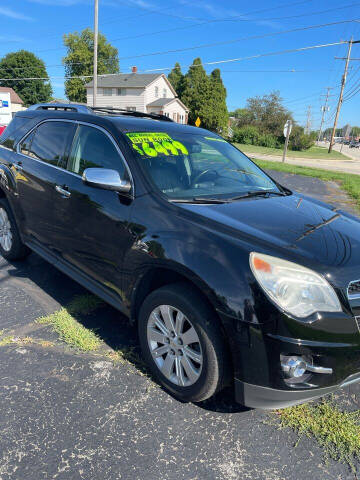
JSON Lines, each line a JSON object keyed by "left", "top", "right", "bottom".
{"left": 1, "top": 103, "right": 360, "bottom": 409}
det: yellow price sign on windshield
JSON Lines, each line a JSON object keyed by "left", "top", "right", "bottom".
{"left": 195, "top": 117, "right": 201, "bottom": 127}
{"left": 126, "top": 132, "right": 188, "bottom": 157}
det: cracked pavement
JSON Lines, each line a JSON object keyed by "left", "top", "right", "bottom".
{"left": 0, "top": 171, "right": 360, "bottom": 480}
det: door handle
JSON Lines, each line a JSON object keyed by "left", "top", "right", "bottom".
{"left": 55, "top": 185, "right": 71, "bottom": 198}
{"left": 14, "top": 162, "right": 23, "bottom": 172}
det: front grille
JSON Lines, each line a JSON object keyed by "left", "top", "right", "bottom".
{"left": 348, "top": 280, "right": 360, "bottom": 297}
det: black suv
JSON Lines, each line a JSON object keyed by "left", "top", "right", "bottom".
{"left": 1, "top": 103, "right": 360, "bottom": 409}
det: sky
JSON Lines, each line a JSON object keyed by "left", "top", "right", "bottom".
{"left": 0, "top": 0, "right": 359, "bottom": 130}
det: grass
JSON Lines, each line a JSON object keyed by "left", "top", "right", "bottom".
{"left": 277, "top": 400, "right": 360, "bottom": 470}
{"left": 235, "top": 143, "right": 348, "bottom": 160}
{"left": 36, "top": 294, "right": 103, "bottom": 352}
{"left": 254, "top": 159, "right": 360, "bottom": 210}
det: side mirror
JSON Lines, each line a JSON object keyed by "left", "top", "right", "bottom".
{"left": 82, "top": 168, "right": 131, "bottom": 193}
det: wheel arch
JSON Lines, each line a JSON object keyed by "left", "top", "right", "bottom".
{"left": 131, "top": 265, "right": 234, "bottom": 386}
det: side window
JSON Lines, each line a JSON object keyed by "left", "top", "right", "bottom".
{"left": 68, "top": 125, "right": 126, "bottom": 177}
{"left": 25, "top": 121, "right": 75, "bottom": 168}
{"left": 0, "top": 116, "right": 34, "bottom": 150}
{"left": 19, "top": 129, "right": 36, "bottom": 156}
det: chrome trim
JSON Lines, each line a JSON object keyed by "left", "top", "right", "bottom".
{"left": 82, "top": 168, "right": 131, "bottom": 193}
{"left": 15, "top": 118, "right": 135, "bottom": 197}
{"left": 305, "top": 363, "right": 333, "bottom": 375}
{"left": 347, "top": 279, "right": 360, "bottom": 299}
{"left": 55, "top": 185, "right": 71, "bottom": 197}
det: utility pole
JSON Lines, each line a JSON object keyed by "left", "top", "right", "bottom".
{"left": 305, "top": 105, "right": 312, "bottom": 135}
{"left": 328, "top": 38, "right": 359, "bottom": 153}
{"left": 93, "top": 0, "right": 99, "bottom": 108}
{"left": 317, "top": 87, "right": 333, "bottom": 142}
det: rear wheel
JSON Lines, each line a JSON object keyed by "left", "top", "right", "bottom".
{"left": 138, "top": 282, "right": 229, "bottom": 402}
{"left": 0, "top": 198, "right": 30, "bottom": 261}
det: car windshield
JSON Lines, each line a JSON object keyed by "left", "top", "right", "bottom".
{"left": 125, "top": 131, "right": 281, "bottom": 201}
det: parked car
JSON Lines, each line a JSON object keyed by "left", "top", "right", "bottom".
{"left": 350, "top": 141, "right": 360, "bottom": 148}
{"left": 1, "top": 103, "right": 360, "bottom": 409}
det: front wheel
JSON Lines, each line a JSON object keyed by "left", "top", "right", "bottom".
{"left": 138, "top": 282, "right": 229, "bottom": 402}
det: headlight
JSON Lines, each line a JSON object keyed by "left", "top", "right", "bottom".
{"left": 249, "top": 252, "right": 341, "bottom": 318}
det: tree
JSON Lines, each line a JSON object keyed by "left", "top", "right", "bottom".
{"left": 181, "top": 58, "right": 210, "bottom": 127}
{"left": 207, "top": 69, "right": 228, "bottom": 132}
{"left": 168, "top": 62, "right": 184, "bottom": 97}
{"left": 245, "top": 91, "right": 293, "bottom": 136}
{"left": 0, "top": 50, "right": 52, "bottom": 106}
{"left": 63, "top": 28, "right": 119, "bottom": 103}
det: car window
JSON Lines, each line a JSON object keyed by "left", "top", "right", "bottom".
{"left": 19, "top": 129, "right": 36, "bottom": 156}
{"left": 24, "top": 121, "right": 75, "bottom": 169}
{"left": 125, "top": 131, "right": 279, "bottom": 200}
{"left": 0, "top": 116, "right": 34, "bottom": 150}
{"left": 68, "top": 124, "right": 126, "bottom": 177}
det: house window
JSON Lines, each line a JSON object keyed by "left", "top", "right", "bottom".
{"left": 126, "top": 106, "right": 136, "bottom": 111}
{"left": 163, "top": 88, "right": 167, "bottom": 98}
{"left": 155, "top": 86, "right": 159, "bottom": 98}
{"left": 103, "top": 88, "right": 113, "bottom": 96}
{"left": 117, "top": 88, "right": 126, "bottom": 96}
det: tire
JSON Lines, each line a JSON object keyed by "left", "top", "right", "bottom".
{"left": 0, "top": 198, "right": 30, "bottom": 261}
{"left": 138, "top": 282, "right": 230, "bottom": 402}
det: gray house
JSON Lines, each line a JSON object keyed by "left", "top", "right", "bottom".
{"left": 86, "top": 67, "right": 189, "bottom": 124}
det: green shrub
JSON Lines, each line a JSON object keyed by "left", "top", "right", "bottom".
{"left": 288, "top": 126, "right": 315, "bottom": 151}
{"left": 232, "top": 125, "right": 260, "bottom": 145}
{"left": 258, "top": 133, "right": 279, "bottom": 148}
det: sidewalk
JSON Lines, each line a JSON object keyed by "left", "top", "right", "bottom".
{"left": 244, "top": 150, "right": 360, "bottom": 175}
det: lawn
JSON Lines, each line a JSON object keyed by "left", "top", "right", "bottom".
{"left": 254, "top": 159, "right": 360, "bottom": 210}
{"left": 235, "top": 143, "right": 348, "bottom": 160}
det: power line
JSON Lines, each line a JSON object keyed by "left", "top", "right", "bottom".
{"left": 115, "top": 19, "right": 360, "bottom": 61}
{"left": 0, "top": 39, "right": 350, "bottom": 82}
{"left": 28, "top": 3, "right": 360, "bottom": 55}
{"left": 142, "top": 40, "right": 349, "bottom": 72}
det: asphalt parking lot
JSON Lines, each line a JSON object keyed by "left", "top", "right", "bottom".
{"left": 1, "top": 171, "right": 360, "bottom": 480}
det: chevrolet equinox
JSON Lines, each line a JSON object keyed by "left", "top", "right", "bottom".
{"left": 0, "top": 103, "right": 360, "bottom": 409}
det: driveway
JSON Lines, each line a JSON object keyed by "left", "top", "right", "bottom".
{"left": 0, "top": 171, "right": 359, "bottom": 480}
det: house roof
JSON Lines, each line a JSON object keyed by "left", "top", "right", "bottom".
{"left": 85, "top": 73, "right": 161, "bottom": 88}
{"left": 0, "top": 87, "right": 23, "bottom": 104}
{"left": 148, "top": 97, "right": 189, "bottom": 112}
{"left": 147, "top": 98, "right": 175, "bottom": 107}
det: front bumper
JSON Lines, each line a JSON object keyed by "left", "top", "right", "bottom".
{"left": 235, "top": 372, "right": 360, "bottom": 409}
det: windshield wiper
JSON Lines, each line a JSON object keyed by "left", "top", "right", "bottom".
{"left": 171, "top": 197, "right": 231, "bottom": 204}
{"left": 228, "top": 190, "right": 287, "bottom": 201}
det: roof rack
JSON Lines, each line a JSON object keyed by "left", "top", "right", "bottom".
{"left": 91, "top": 107, "right": 173, "bottom": 122}
{"left": 28, "top": 103, "right": 92, "bottom": 113}
{"left": 27, "top": 103, "right": 174, "bottom": 122}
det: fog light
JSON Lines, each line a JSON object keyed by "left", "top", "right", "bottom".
{"left": 281, "top": 355, "right": 307, "bottom": 378}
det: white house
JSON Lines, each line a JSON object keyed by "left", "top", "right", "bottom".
{"left": 85, "top": 67, "right": 189, "bottom": 124}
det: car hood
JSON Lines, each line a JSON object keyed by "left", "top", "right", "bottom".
{"left": 178, "top": 193, "right": 360, "bottom": 284}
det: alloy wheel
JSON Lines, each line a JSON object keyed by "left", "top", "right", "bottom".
{"left": 0, "top": 208, "right": 12, "bottom": 252}
{"left": 147, "top": 305, "right": 203, "bottom": 387}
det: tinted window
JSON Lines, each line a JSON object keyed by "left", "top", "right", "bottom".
{"left": 68, "top": 125, "right": 126, "bottom": 177}
{"left": 125, "top": 131, "right": 280, "bottom": 200}
{"left": 28, "top": 121, "right": 75, "bottom": 169}
{"left": 19, "top": 130, "right": 36, "bottom": 156}
{"left": 0, "top": 116, "right": 34, "bottom": 150}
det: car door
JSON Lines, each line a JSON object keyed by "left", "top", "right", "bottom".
{"left": 15, "top": 120, "right": 76, "bottom": 250}
{"left": 51, "top": 122, "right": 135, "bottom": 298}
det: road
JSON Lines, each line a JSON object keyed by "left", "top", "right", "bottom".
{"left": 0, "top": 171, "right": 359, "bottom": 480}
